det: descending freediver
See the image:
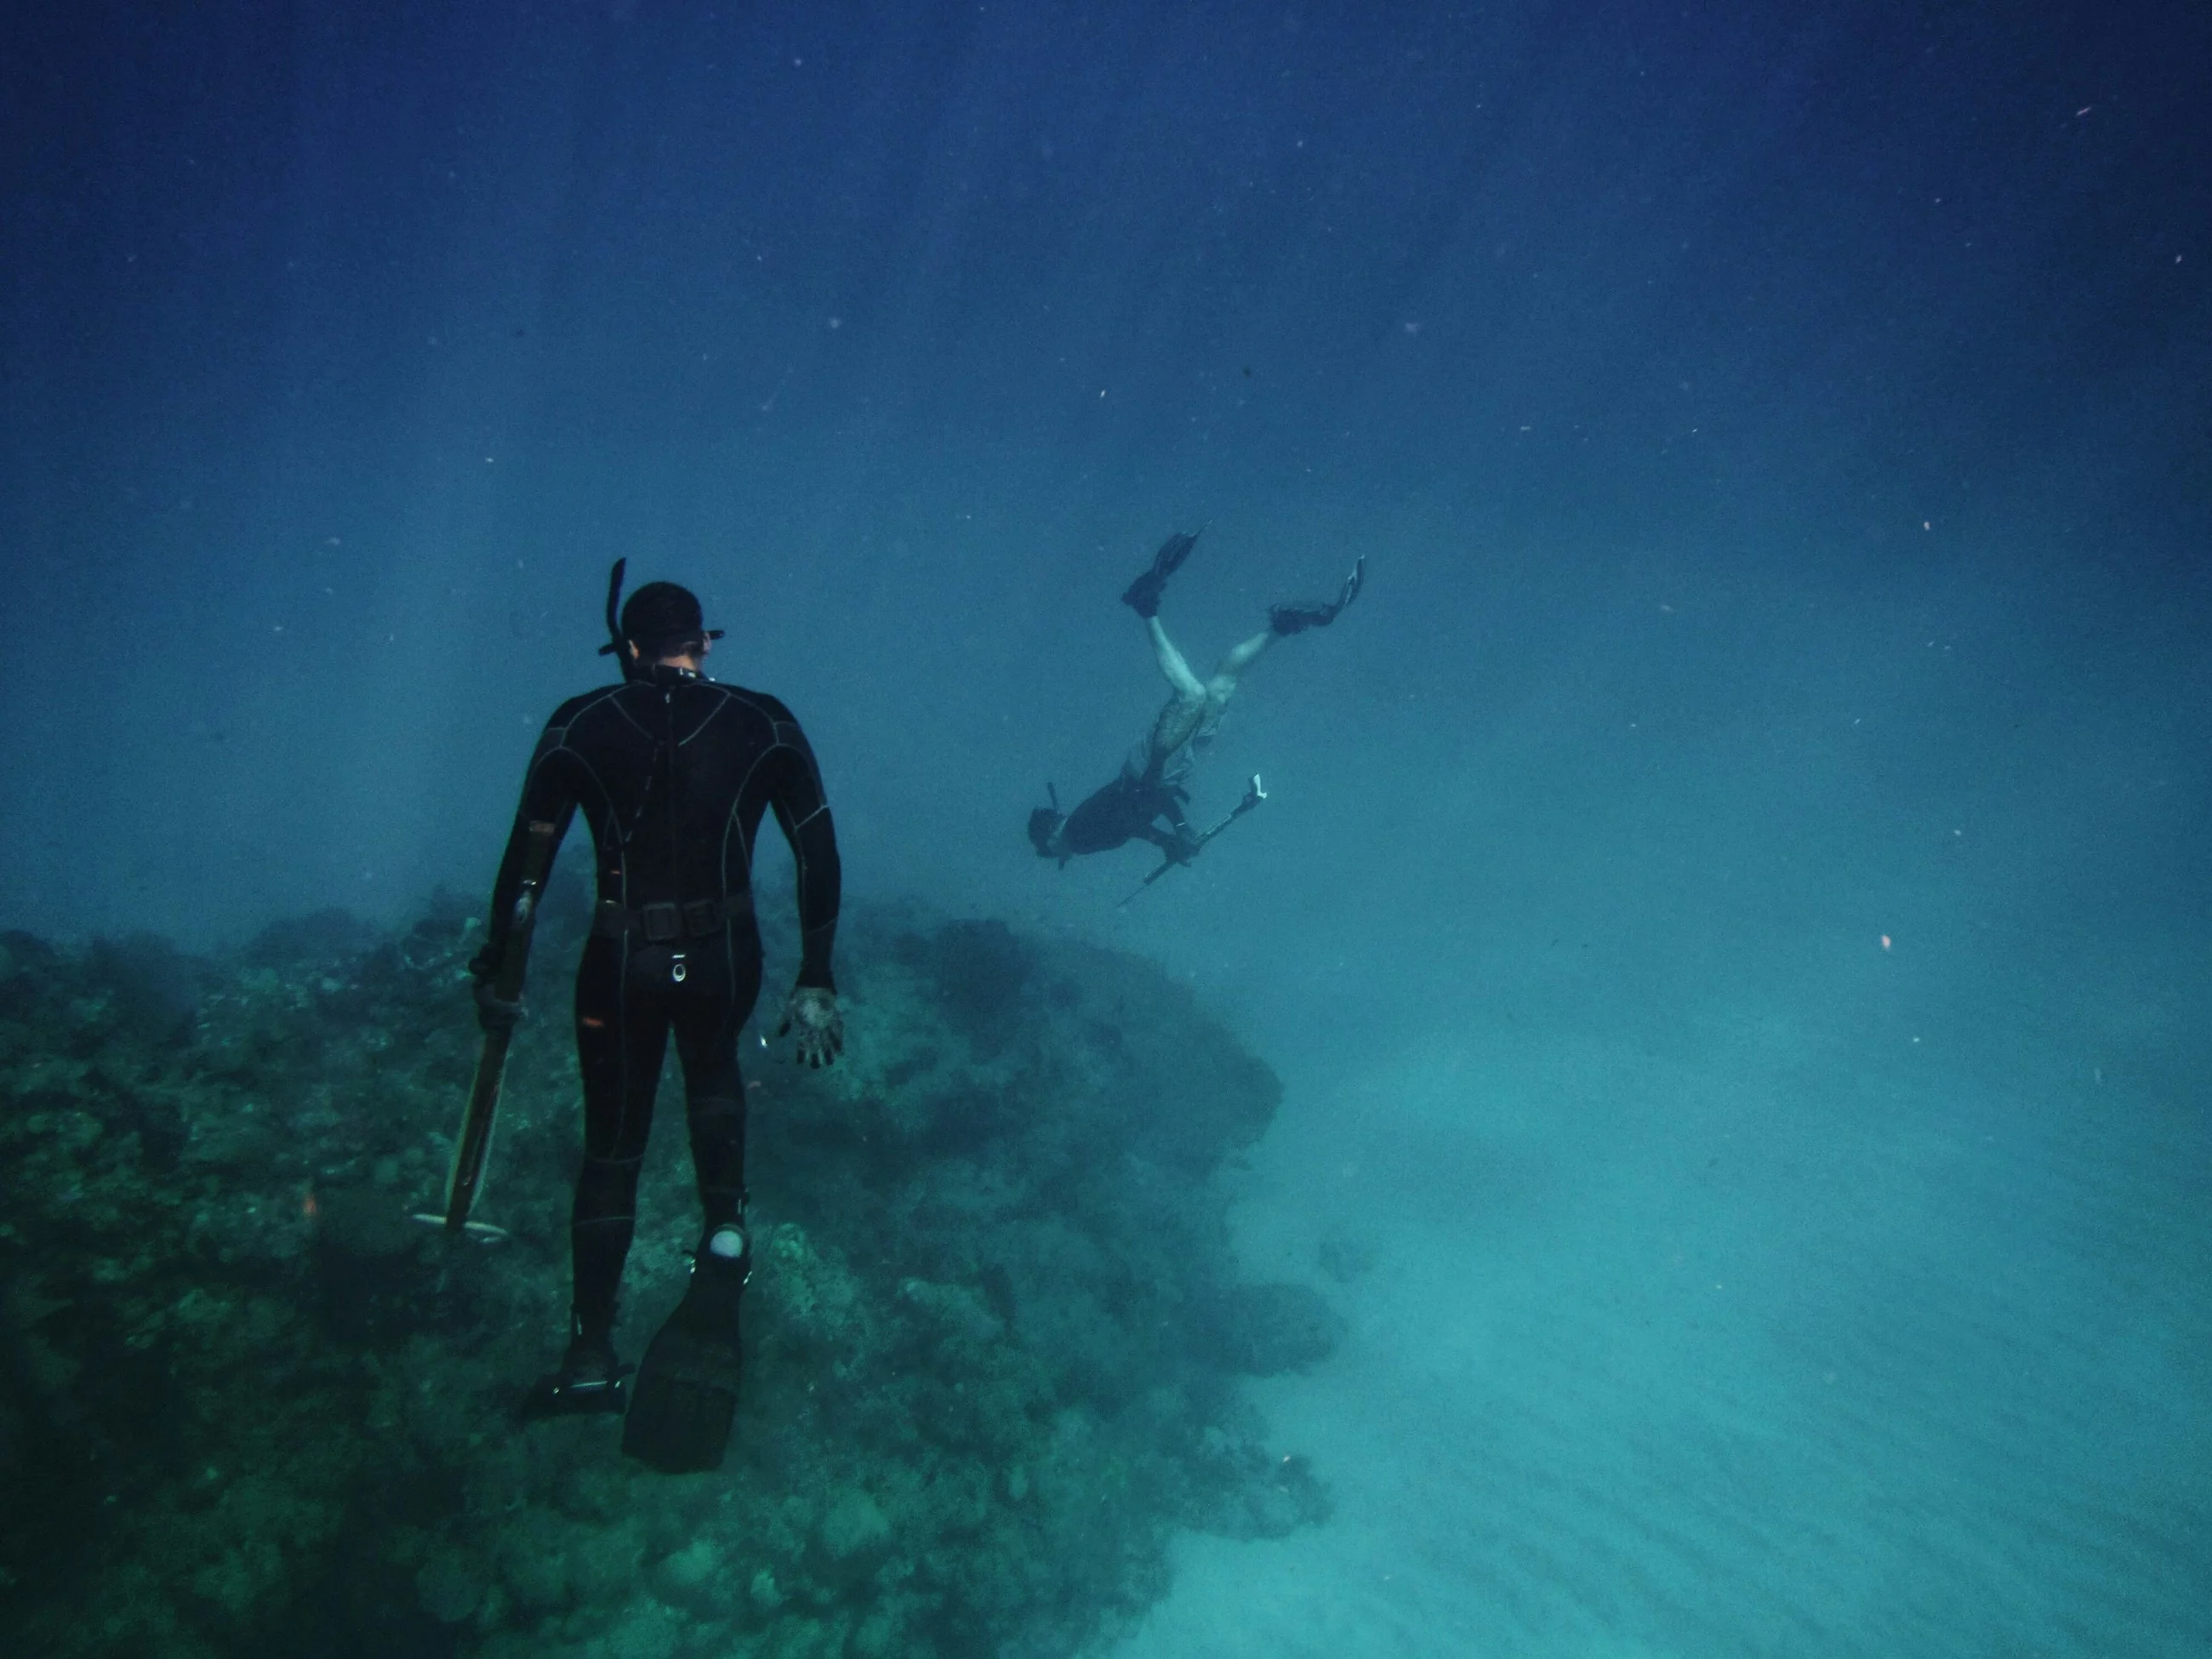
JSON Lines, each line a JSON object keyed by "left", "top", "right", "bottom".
{"left": 470, "top": 564, "right": 844, "bottom": 1473}
{"left": 1028, "top": 528, "right": 1363, "bottom": 871}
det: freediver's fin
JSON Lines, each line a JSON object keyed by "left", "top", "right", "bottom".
{"left": 1121, "top": 527, "right": 1204, "bottom": 619}
{"left": 621, "top": 1247, "right": 750, "bottom": 1473}
{"left": 1268, "top": 556, "right": 1365, "bottom": 636}
{"left": 518, "top": 1337, "right": 632, "bottom": 1422}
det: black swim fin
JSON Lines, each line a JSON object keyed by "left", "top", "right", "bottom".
{"left": 1121, "top": 528, "right": 1203, "bottom": 619}
{"left": 518, "top": 1332, "right": 631, "bottom": 1421}
{"left": 622, "top": 1246, "right": 750, "bottom": 1473}
{"left": 1268, "top": 555, "right": 1365, "bottom": 636}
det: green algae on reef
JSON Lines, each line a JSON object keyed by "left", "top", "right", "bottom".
{"left": 0, "top": 898, "right": 1337, "bottom": 1659}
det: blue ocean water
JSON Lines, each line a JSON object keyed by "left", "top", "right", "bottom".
{"left": 3, "top": 1, "right": 2207, "bottom": 1653}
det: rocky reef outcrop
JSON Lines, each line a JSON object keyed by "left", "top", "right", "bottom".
{"left": 0, "top": 892, "right": 1337, "bottom": 1658}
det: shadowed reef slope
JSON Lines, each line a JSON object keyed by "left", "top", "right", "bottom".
{"left": 0, "top": 898, "right": 1340, "bottom": 1659}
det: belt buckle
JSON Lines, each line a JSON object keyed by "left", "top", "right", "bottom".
{"left": 640, "top": 902, "right": 681, "bottom": 943}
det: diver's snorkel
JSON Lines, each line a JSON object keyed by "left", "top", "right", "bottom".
{"left": 595, "top": 561, "right": 723, "bottom": 681}
{"left": 596, "top": 558, "right": 641, "bottom": 682}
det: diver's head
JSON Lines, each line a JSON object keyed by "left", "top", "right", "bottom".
{"left": 619, "top": 580, "right": 725, "bottom": 666}
{"left": 1027, "top": 806, "right": 1067, "bottom": 861}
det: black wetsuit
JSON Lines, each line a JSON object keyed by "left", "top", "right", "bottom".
{"left": 1060, "top": 769, "right": 1192, "bottom": 857}
{"left": 476, "top": 663, "right": 839, "bottom": 1343}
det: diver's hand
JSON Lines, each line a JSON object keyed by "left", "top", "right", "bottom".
{"left": 472, "top": 976, "right": 522, "bottom": 1035}
{"left": 778, "top": 985, "right": 844, "bottom": 1069}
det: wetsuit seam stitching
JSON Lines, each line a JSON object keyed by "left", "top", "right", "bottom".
{"left": 678, "top": 685, "right": 735, "bottom": 747}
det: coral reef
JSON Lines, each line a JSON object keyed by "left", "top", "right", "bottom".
{"left": 0, "top": 892, "right": 1336, "bottom": 1658}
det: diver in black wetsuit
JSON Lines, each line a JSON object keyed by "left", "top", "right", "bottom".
{"left": 1029, "top": 529, "right": 1363, "bottom": 866}
{"left": 473, "top": 568, "right": 841, "bottom": 1462}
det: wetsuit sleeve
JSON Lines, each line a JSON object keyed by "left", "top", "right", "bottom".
{"left": 760, "top": 714, "right": 841, "bottom": 993}
{"left": 471, "top": 721, "right": 579, "bottom": 983}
